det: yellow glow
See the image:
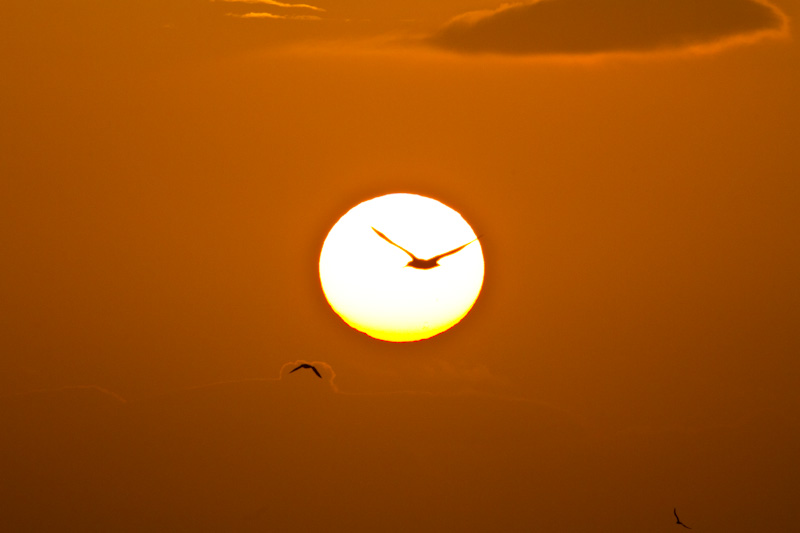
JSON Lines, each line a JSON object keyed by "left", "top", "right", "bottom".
{"left": 319, "top": 193, "right": 484, "bottom": 342}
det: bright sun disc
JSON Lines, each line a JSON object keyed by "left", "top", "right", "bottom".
{"left": 319, "top": 193, "right": 484, "bottom": 342}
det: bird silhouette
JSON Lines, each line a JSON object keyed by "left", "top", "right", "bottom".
{"left": 674, "top": 508, "right": 691, "bottom": 529}
{"left": 289, "top": 363, "right": 322, "bottom": 378}
{"left": 371, "top": 227, "right": 479, "bottom": 269}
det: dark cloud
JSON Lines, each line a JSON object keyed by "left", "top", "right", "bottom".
{"left": 429, "top": 0, "right": 788, "bottom": 56}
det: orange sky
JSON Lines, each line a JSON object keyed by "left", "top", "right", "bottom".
{"left": 2, "top": 1, "right": 799, "bottom": 530}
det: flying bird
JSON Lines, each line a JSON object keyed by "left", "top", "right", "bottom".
{"left": 674, "top": 508, "right": 691, "bottom": 529}
{"left": 289, "top": 363, "right": 322, "bottom": 378}
{"left": 371, "top": 227, "right": 480, "bottom": 270}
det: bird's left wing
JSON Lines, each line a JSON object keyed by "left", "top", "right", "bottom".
{"left": 311, "top": 366, "right": 322, "bottom": 378}
{"left": 372, "top": 227, "right": 418, "bottom": 260}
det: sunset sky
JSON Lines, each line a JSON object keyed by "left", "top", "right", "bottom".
{"left": 2, "top": 0, "right": 799, "bottom": 530}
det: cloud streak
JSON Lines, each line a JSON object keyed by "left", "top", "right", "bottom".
{"left": 226, "top": 12, "right": 322, "bottom": 20}
{"left": 213, "top": 0, "right": 325, "bottom": 11}
{"left": 429, "top": 0, "right": 788, "bottom": 56}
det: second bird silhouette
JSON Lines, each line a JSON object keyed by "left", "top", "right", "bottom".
{"left": 289, "top": 363, "right": 322, "bottom": 378}
{"left": 372, "top": 227, "right": 480, "bottom": 270}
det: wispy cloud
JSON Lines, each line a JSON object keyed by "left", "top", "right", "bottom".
{"left": 213, "top": 0, "right": 325, "bottom": 12}
{"left": 429, "top": 0, "right": 789, "bottom": 57}
{"left": 226, "top": 12, "right": 322, "bottom": 20}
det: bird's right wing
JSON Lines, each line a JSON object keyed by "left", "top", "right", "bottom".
{"left": 311, "top": 367, "right": 322, "bottom": 378}
{"left": 430, "top": 236, "right": 480, "bottom": 263}
{"left": 372, "top": 227, "right": 417, "bottom": 260}
{"left": 289, "top": 366, "right": 300, "bottom": 374}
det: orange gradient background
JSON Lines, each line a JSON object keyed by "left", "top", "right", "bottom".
{"left": 1, "top": 1, "right": 799, "bottom": 531}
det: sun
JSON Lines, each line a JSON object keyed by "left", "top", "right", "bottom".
{"left": 319, "top": 193, "right": 484, "bottom": 342}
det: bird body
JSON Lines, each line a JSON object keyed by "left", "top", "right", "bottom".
{"left": 371, "top": 227, "right": 479, "bottom": 269}
{"left": 289, "top": 363, "right": 322, "bottom": 378}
